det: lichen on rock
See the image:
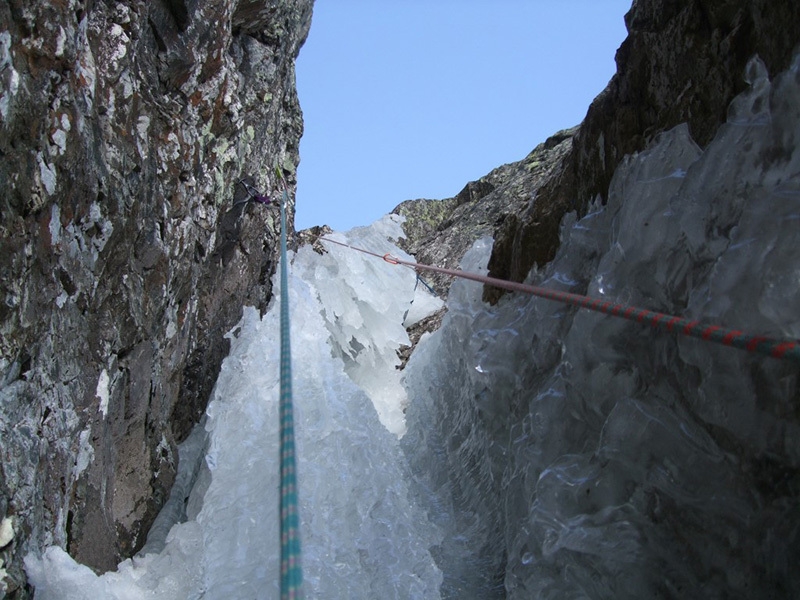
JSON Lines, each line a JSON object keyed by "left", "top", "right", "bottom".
{"left": 0, "top": 0, "right": 312, "bottom": 594}
{"left": 393, "top": 127, "right": 577, "bottom": 300}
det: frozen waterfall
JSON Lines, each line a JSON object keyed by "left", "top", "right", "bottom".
{"left": 27, "top": 54, "right": 800, "bottom": 599}
{"left": 25, "top": 216, "right": 446, "bottom": 598}
{"left": 402, "top": 54, "right": 800, "bottom": 598}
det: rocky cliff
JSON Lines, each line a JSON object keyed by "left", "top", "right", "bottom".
{"left": 0, "top": 0, "right": 311, "bottom": 595}
{"left": 397, "top": 1, "right": 799, "bottom": 306}
{"left": 393, "top": 127, "right": 576, "bottom": 299}
{"left": 484, "top": 0, "right": 800, "bottom": 302}
{"left": 2, "top": 0, "right": 799, "bottom": 597}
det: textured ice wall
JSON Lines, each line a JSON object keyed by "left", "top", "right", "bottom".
{"left": 311, "top": 215, "right": 443, "bottom": 436}
{"left": 402, "top": 238, "right": 513, "bottom": 598}
{"left": 26, "top": 215, "right": 444, "bottom": 599}
{"left": 403, "top": 55, "right": 800, "bottom": 598}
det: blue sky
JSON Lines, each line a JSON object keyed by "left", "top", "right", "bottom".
{"left": 295, "top": 1, "right": 632, "bottom": 232}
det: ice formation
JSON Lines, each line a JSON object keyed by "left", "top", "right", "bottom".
{"left": 403, "top": 54, "right": 800, "bottom": 598}
{"left": 26, "top": 55, "right": 800, "bottom": 599}
{"left": 300, "top": 216, "right": 443, "bottom": 436}
{"left": 25, "top": 215, "right": 444, "bottom": 599}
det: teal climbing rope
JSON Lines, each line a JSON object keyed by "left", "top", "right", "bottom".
{"left": 278, "top": 180, "right": 302, "bottom": 599}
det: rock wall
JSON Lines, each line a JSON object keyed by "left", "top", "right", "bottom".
{"left": 0, "top": 0, "right": 311, "bottom": 595}
{"left": 393, "top": 127, "right": 576, "bottom": 299}
{"left": 485, "top": 0, "right": 800, "bottom": 302}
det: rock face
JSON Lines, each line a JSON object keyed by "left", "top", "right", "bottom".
{"left": 393, "top": 128, "right": 576, "bottom": 299}
{"left": 484, "top": 0, "right": 800, "bottom": 302}
{"left": 391, "top": 130, "right": 576, "bottom": 367}
{"left": 0, "top": 0, "right": 311, "bottom": 595}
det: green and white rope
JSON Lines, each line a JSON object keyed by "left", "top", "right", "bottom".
{"left": 278, "top": 182, "right": 302, "bottom": 599}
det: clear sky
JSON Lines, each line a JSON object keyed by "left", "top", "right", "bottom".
{"left": 295, "top": 1, "right": 632, "bottom": 232}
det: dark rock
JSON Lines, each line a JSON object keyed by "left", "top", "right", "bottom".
{"left": 453, "top": 179, "right": 494, "bottom": 208}
{"left": 0, "top": 0, "right": 312, "bottom": 593}
{"left": 393, "top": 127, "right": 577, "bottom": 299}
{"left": 484, "top": 0, "right": 800, "bottom": 303}
{"left": 296, "top": 223, "right": 334, "bottom": 254}
{"left": 391, "top": 130, "right": 575, "bottom": 353}
{"left": 396, "top": 307, "right": 447, "bottom": 371}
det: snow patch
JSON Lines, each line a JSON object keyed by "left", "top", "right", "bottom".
{"left": 0, "top": 31, "right": 20, "bottom": 120}
{"left": 95, "top": 369, "right": 109, "bottom": 418}
{"left": 55, "top": 26, "right": 66, "bottom": 57}
{"left": 37, "top": 154, "right": 57, "bottom": 195}
{"left": 55, "top": 292, "right": 68, "bottom": 308}
{"left": 0, "top": 516, "right": 14, "bottom": 548}
{"left": 51, "top": 112, "right": 71, "bottom": 155}
{"left": 49, "top": 204, "right": 62, "bottom": 246}
{"left": 107, "top": 24, "right": 129, "bottom": 71}
{"left": 73, "top": 428, "right": 94, "bottom": 479}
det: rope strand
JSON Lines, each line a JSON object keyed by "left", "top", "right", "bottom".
{"left": 278, "top": 179, "right": 303, "bottom": 599}
{"left": 321, "top": 236, "right": 800, "bottom": 363}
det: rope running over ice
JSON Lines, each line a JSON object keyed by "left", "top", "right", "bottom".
{"left": 321, "top": 236, "right": 800, "bottom": 363}
{"left": 278, "top": 179, "right": 303, "bottom": 598}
